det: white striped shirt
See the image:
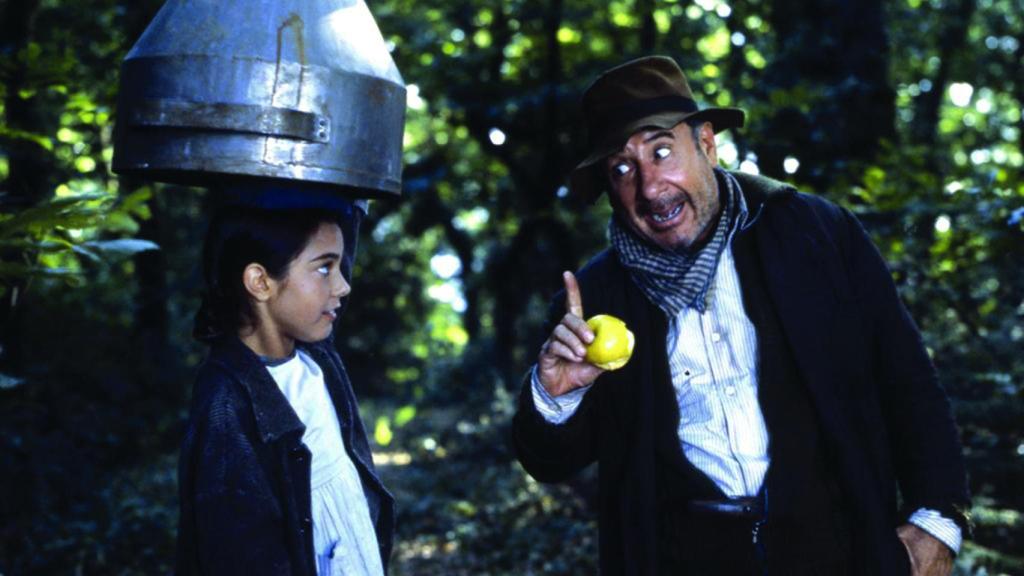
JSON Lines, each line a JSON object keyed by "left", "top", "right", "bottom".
{"left": 665, "top": 245, "right": 769, "bottom": 497}
{"left": 531, "top": 243, "right": 961, "bottom": 552}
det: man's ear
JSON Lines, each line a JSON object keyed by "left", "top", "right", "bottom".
{"left": 699, "top": 122, "right": 718, "bottom": 165}
{"left": 242, "top": 263, "right": 274, "bottom": 302}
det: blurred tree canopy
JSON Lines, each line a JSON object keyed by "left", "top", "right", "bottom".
{"left": 1, "top": 0, "right": 1022, "bottom": 574}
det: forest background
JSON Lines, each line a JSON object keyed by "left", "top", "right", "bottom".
{"left": 1, "top": 0, "right": 1022, "bottom": 574}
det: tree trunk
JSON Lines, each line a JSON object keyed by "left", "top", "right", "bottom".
{"left": 492, "top": 0, "right": 570, "bottom": 383}
{"left": 132, "top": 185, "right": 170, "bottom": 375}
{"left": 1014, "top": 30, "right": 1023, "bottom": 160}
{"left": 910, "top": 0, "right": 977, "bottom": 148}
{"left": 542, "top": 0, "right": 564, "bottom": 211}
{"left": 0, "top": 0, "right": 48, "bottom": 375}
{"left": 638, "top": 0, "right": 656, "bottom": 52}
{"left": 762, "top": 0, "right": 895, "bottom": 191}
{"left": 1, "top": 0, "right": 49, "bottom": 207}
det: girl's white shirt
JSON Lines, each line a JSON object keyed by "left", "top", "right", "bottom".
{"left": 265, "top": 349, "right": 384, "bottom": 576}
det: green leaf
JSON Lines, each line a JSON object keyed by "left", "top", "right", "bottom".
{"left": 0, "top": 372, "right": 25, "bottom": 390}
{"left": 0, "top": 261, "right": 80, "bottom": 281}
{"left": 0, "top": 126, "right": 53, "bottom": 151}
{"left": 118, "top": 188, "right": 154, "bottom": 220}
{"left": 81, "top": 239, "right": 160, "bottom": 256}
{"left": 0, "top": 194, "right": 110, "bottom": 237}
{"left": 21, "top": 213, "right": 102, "bottom": 236}
{"left": 102, "top": 212, "right": 140, "bottom": 235}
{"left": 374, "top": 417, "right": 394, "bottom": 446}
{"left": 71, "top": 244, "right": 102, "bottom": 262}
{"left": 0, "top": 238, "right": 74, "bottom": 253}
{"left": 394, "top": 405, "right": 417, "bottom": 427}
{"left": 864, "top": 166, "right": 887, "bottom": 191}
{"left": 697, "top": 27, "right": 731, "bottom": 61}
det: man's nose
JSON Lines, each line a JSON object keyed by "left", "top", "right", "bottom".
{"left": 638, "top": 161, "right": 662, "bottom": 200}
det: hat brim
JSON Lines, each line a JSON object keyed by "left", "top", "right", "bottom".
{"left": 570, "top": 107, "right": 745, "bottom": 202}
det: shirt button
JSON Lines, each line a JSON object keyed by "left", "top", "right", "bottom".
{"left": 711, "top": 332, "right": 722, "bottom": 343}
{"left": 725, "top": 386, "right": 737, "bottom": 396}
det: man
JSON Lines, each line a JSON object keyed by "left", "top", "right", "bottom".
{"left": 512, "top": 56, "right": 970, "bottom": 575}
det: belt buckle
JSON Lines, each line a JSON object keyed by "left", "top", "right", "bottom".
{"left": 688, "top": 496, "right": 763, "bottom": 519}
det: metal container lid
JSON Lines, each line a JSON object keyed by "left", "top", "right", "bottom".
{"left": 113, "top": 0, "right": 406, "bottom": 197}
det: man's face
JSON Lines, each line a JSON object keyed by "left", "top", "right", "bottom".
{"left": 604, "top": 121, "right": 720, "bottom": 251}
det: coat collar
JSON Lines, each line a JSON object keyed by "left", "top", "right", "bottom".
{"left": 208, "top": 335, "right": 333, "bottom": 444}
{"left": 730, "top": 170, "right": 797, "bottom": 225}
{"left": 740, "top": 177, "right": 856, "bottom": 453}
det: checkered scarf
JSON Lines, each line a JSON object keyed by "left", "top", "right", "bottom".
{"left": 609, "top": 168, "right": 749, "bottom": 316}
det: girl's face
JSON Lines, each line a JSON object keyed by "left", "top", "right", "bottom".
{"left": 259, "top": 222, "right": 350, "bottom": 354}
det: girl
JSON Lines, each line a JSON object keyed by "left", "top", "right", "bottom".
{"left": 177, "top": 204, "right": 393, "bottom": 576}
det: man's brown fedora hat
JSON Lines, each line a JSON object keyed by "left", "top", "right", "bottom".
{"left": 570, "top": 55, "right": 745, "bottom": 201}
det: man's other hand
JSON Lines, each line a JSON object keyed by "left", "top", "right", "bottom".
{"left": 897, "top": 523, "right": 953, "bottom": 576}
{"left": 537, "top": 271, "right": 605, "bottom": 397}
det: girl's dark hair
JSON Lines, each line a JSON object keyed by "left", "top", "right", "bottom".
{"left": 193, "top": 205, "right": 345, "bottom": 343}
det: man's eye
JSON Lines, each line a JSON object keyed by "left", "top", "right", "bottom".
{"left": 317, "top": 265, "right": 330, "bottom": 276}
{"left": 654, "top": 146, "right": 671, "bottom": 159}
{"left": 612, "top": 163, "right": 631, "bottom": 177}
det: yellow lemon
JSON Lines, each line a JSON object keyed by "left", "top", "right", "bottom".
{"left": 584, "top": 314, "right": 635, "bottom": 371}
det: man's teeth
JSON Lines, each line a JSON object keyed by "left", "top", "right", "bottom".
{"left": 651, "top": 204, "right": 682, "bottom": 223}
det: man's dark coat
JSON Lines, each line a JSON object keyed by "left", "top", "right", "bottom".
{"left": 176, "top": 335, "right": 394, "bottom": 575}
{"left": 512, "top": 172, "right": 969, "bottom": 575}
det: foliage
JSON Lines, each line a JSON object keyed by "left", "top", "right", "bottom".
{"left": 0, "top": 189, "right": 157, "bottom": 292}
{"left": 1, "top": 0, "right": 1022, "bottom": 574}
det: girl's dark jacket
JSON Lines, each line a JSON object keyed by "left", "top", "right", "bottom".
{"left": 512, "top": 172, "right": 970, "bottom": 575}
{"left": 176, "top": 335, "right": 394, "bottom": 575}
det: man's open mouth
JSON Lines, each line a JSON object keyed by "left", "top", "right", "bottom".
{"left": 650, "top": 204, "right": 683, "bottom": 223}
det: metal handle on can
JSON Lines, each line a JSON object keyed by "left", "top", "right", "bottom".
{"left": 128, "top": 99, "right": 331, "bottom": 143}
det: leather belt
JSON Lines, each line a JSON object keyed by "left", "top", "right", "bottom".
{"left": 687, "top": 496, "right": 764, "bottom": 519}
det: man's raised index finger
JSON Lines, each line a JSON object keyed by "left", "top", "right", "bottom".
{"left": 563, "top": 271, "right": 584, "bottom": 318}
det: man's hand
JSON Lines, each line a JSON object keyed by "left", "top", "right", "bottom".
{"left": 896, "top": 523, "right": 953, "bottom": 576}
{"left": 537, "top": 271, "right": 605, "bottom": 397}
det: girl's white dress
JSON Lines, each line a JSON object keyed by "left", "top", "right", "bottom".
{"left": 266, "top": 350, "right": 385, "bottom": 576}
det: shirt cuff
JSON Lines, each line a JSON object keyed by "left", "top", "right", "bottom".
{"left": 909, "top": 507, "right": 962, "bottom": 554}
{"left": 529, "top": 365, "right": 591, "bottom": 425}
